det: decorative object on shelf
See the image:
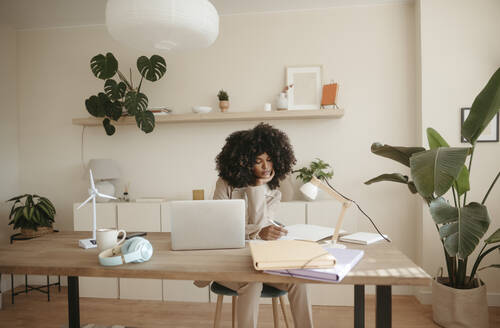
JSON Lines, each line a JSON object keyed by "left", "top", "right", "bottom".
{"left": 7, "top": 194, "right": 56, "bottom": 237}
{"left": 294, "top": 158, "right": 334, "bottom": 200}
{"left": 461, "top": 107, "right": 498, "bottom": 142}
{"left": 76, "top": 169, "right": 117, "bottom": 249}
{"left": 88, "top": 159, "right": 121, "bottom": 202}
{"left": 217, "top": 89, "right": 229, "bottom": 112}
{"left": 149, "top": 107, "right": 172, "bottom": 115}
{"left": 106, "top": 0, "right": 219, "bottom": 52}
{"left": 85, "top": 52, "right": 166, "bottom": 135}
{"left": 365, "top": 67, "right": 500, "bottom": 328}
{"left": 286, "top": 66, "right": 322, "bottom": 110}
{"left": 192, "top": 189, "right": 204, "bottom": 200}
{"left": 192, "top": 106, "right": 213, "bottom": 114}
{"left": 264, "top": 103, "right": 272, "bottom": 111}
{"left": 321, "top": 82, "right": 339, "bottom": 109}
{"left": 276, "top": 84, "right": 293, "bottom": 111}
{"left": 121, "top": 182, "right": 130, "bottom": 202}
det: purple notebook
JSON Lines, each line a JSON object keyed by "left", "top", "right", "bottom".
{"left": 264, "top": 247, "right": 364, "bottom": 283}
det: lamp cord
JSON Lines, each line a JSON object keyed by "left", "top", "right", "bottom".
{"left": 322, "top": 178, "right": 391, "bottom": 243}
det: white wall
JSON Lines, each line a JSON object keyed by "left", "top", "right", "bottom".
{"left": 0, "top": 24, "right": 19, "bottom": 294}
{"left": 419, "top": 0, "right": 500, "bottom": 299}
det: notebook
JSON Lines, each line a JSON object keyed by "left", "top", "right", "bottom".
{"left": 265, "top": 247, "right": 364, "bottom": 283}
{"left": 249, "top": 240, "right": 336, "bottom": 271}
{"left": 279, "top": 224, "right": 347, "bottom": 242}
{"left": 339, "top": 232, "right": 387, "bottom": 245}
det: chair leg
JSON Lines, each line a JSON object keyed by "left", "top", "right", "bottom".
{"left": 213, "top": 294, "right": 224, "bottom": 328}
{"left": 279, "top": 296, "right": 291, "bottom": 328}
{"left": 232, "top": 296, "right": 237, "bottom": 328}
{"left": 272, "top": 297, "right": 280, "bottom": 328}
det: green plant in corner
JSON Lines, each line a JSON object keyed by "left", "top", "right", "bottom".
{"left": 294, "top": 158, "right": 334, "bottom": 183}
{"left": 365, "top": 67, "right": 500, "bottom": 290}
{"left": 7, "top": 194, "right": 56, "bottom": 236}
{"left": 85, "top": 52, "right": 167, "bottom": 135}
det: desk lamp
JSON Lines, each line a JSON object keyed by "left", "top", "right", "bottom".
{"left": 300, "top": 176, "right": 352, "bottom": 248}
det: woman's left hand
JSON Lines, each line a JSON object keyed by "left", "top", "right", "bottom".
{"left": 254, "top": 170, "right": 274, "bottom": 186}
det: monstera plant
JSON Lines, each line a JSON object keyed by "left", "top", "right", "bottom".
{"left": 365, "top": 68, "right": 500, "bottom": 287}
{"left": 85, "top": 52, "right": 166, "bottom": 135}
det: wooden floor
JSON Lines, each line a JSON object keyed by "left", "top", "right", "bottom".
{"left": 0, "top": 286, "right": 498, "bottom": 327}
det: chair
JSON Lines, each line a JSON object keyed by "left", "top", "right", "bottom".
{"left": 211, "top": 282, "right": 291, "bottom": 328}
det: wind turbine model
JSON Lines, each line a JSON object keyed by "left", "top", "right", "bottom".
{"left": 77, "top": 169, "right": 117, "bottom": 249}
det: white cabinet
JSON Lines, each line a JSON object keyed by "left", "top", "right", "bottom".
{"left": 117, "top": 203, "right": 163, "bottom": 301}
{"left": 73, "top": 203, "right": 118, "bottom": 299}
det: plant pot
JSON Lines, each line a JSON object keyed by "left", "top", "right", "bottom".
{"left": 432, "top": 277, "right": 488, "bottom": 328}
{"left": 21, "top": 226, "right": 54, "bottom": 238}
{"left": 219, "top": 100, "right": 229, "bottom": 112}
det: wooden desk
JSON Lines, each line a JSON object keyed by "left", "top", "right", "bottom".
{"left": 0, "top": 232, "right": 431, "bottom": 328}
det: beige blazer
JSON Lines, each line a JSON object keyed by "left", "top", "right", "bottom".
{"left": 213, "top": 177, "right": 281, "bottom": 240}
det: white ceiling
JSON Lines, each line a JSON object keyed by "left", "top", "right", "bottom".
{"left": 0, "top": 0, "right": 410, "bottom": 30}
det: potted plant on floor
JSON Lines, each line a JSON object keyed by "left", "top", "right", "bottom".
{"left": 365, "top": 67, "right": 500, "bottom": 327}
{"left": 294, "top": 158, "right": 334, "bottom": 200}
{"left": 217, "top": 89, "right": 229, "bottom": 112}
{"left": 7, "top": 194, "right": 56, "bottom": 237}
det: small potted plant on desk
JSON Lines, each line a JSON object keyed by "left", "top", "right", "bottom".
{"left": 365, "top": 67, "right": 500, "bottom": 328}
{"left": 294, "top": 158, "right": 334, "bottom": 200}
{"left": 217, "top": 89, "right": 229, "bottom": 112}
{"left": 7, "top": 194, "right": 56, "bottom": 237}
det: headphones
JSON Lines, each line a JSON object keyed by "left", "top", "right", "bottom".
{"left": 98, "top": 237, "right": 153, "bottom": 266}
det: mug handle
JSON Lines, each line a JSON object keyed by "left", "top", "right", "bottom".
{"left": 116, "top": 229, "right": 127, "bottom": 245}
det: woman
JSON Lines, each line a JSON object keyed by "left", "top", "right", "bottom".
{"left": 213, "top": 123, "right": 313, "bottom": 328}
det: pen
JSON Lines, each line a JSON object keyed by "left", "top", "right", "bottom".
{"left": 269, "top": 219, "right": 285, "bottom": 228}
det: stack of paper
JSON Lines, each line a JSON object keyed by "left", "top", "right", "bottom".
{"left": 279, "top": 224, "right": 347, "bottom": 242}
{"left": 339, "top": 232, "right": 388, "bottom": 245}
{"left": 249, "top": 240, "right": 336, "bottom": 270}
{"left": 265, "top": 247, "right": 364, "bottom": 283}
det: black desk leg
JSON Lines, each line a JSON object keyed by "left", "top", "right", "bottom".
{"left": 47, "top": 276, "right": 50, "bottom": 302}
{"left": 376, "top": 285, "right": 391, "bottom": 328}
{"left": 11, "top": 274, "right": 14, "bottom": 304}
{"left": 354, "top": 285, "right": 365, "bottom": 328}
{"left": 67, "top": 276, "right": 80, "bottom": 328}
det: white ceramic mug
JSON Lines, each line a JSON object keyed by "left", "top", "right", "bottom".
{"left": 96, "top": 228, "right": 127, "bottom": 252}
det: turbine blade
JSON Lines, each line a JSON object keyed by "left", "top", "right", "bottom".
{"left": 89, "top": 169, "right": 96, "bottom": 189}
{"left": 77, "top": 195, "right": 94, "bottom": 209}
{"left": 96, "top": 192, "right": 117, "bottom": 200}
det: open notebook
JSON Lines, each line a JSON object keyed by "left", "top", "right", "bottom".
{"left": 249, "top": 240, "right": 336, "bottom": 271}
{"left": 265, "top": 247, "right": 364, "bottom": 283}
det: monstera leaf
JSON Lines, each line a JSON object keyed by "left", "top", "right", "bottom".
{"left": 462, "top": 67, "right": 500, "bottom": 144}
{"left": 430, "top": 197, "right": 490, "bottom": 258}
{"left": 137, "top": 55, "right": 167, "bottom": 82}
{"left": 102, "top": 118, "right": 116, "bottom": 136}
{"left": 410, "top": 147, "right": 469, "bottom": 198}
{"left": 106, "top": 101, "right": 123, "bottom": 121}
{"left": 427, "top": 127, "right": 470, "bottom": 196}
{"left": 370, "top": 143, "right": 425, "bottom": 167}
{"left": 124, "top": 91, "right": 148, "bottom": 115}
{"left": 85, "top": 93, "right": 112, "bottom": 118}
{"left": 135, "top": 110, "right": 155, "bottom": 134}
{"left": 364, "top": 173, "right": 418, "bottom": 194}
{"left": 90, "top": 53, "right": 118, "bottom": 80}
{"left": 104, "top": 79, "right": 126, "bottom": 100}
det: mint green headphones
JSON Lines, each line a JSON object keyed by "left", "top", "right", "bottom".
{"left": 98, "top": 237, "right": 153, "bottom": 266}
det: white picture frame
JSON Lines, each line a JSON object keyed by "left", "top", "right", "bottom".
{"left": 286, "top": 66, "right": 322, "bottom": 110}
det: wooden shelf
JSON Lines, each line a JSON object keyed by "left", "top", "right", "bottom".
{"left": 72, "top": 108, "right": 344, "bottom": 126}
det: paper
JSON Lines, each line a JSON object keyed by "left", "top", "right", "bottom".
{"left": 265, "top": 247, "right": 364, "bottom": 283}
{"left": 339, "top": 232, "right": 388, "bottom": 245}
{"left": 279, "top": 224, "right": 346, "bottom": 242}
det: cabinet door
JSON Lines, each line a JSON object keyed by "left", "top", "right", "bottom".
{"left": 160, "top": 202, "right": 209, "bottom": 303}
{"left": 117, "top": 203, "right": 163, "bottom": 301}
{"left": 73, "top": 203, "right": 118, "bottom": 299}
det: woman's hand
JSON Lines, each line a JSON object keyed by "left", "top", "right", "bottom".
{"left": 254, "top": 170, "right": 275, "bottom": 186}
{"left": 258, "top": 225, "right": 288, "bottom": 240}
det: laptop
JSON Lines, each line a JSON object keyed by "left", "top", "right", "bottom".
{"left": 168, "top": 199, "right": 246, "bottom": 250}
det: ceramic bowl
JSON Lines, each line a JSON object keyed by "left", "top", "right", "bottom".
{"left": 192, "top": 106, "right": 212, "bottom": 114}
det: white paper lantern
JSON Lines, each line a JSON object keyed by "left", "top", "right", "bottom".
{"left": 106, "top": 0, "right": 219, "bottom": 52}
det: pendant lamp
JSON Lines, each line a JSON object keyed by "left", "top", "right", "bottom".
{"left": 106, "top": 0, "right": 219, "bottom": 52}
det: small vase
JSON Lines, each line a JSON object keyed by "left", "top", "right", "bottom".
{"left": 276, "top": 92, "right": 288, "bottom": 111}
{"left": 219, "top": 100, "right": 229, "bottom": 112}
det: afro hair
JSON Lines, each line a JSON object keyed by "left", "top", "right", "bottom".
{"left": 215, "top": 123, "right": 296, "bottom": 189}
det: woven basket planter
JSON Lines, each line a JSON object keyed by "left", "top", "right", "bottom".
{"left": 21, "top": 226, "right": 54, "bottom": 238}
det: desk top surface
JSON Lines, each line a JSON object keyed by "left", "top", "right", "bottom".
{"left": 0, "top": 231, "right": 431, "bottom": 286}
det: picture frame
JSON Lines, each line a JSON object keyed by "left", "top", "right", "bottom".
{"left": 461, "top": 107, "right": 499, "bottom": 142}
{"left": 286, "top": 66, "right": 322, "bottom": 110}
